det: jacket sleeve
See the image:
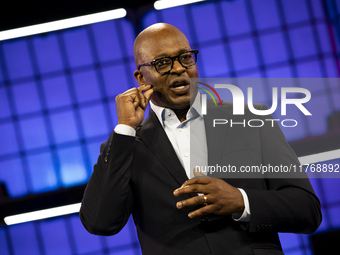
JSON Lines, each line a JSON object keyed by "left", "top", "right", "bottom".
{"left": 79, "top": 131, "right": 135, "bottom": 236}
{"left": 244, "top": 104, "right": 322, "bottom": 234}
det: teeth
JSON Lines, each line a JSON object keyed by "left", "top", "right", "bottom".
{"left": 173, "top": 85, "right": 186, "bottom": 90}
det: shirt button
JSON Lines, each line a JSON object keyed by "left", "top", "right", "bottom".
{"left": 184, "top": 152, "right": 189, "bottom": 157}
{"left": 166, "top": 110, "right": 171, "bottom": 116}
{"left": 178, "top": 128, "right": 182, "bottom": 132}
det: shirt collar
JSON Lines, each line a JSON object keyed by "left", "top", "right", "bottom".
{"left": 150, "top": 92, "right": 203, "bottom": 127}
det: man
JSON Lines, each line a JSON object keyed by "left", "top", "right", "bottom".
{"left": 80, "top": 23, "right": 321, "bottom": 255}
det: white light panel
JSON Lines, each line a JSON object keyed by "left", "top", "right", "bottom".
{"left": 0, "top": 8, "right": 127, "bottom": 41}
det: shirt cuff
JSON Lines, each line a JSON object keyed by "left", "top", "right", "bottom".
{"left": 114, "top": 124, "right": 136, "bottom": 137}
{"left": 232, "top": 188, "right": 250, "bottom": 222}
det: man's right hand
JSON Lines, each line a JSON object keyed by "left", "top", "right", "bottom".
{"left": 115, "top": 85, "right": 154, "bottom": 130}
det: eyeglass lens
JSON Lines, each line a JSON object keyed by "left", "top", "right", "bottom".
{"left": 154, "top": 51, "right": 196, "bottom": 73}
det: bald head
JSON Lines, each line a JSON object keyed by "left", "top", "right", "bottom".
{"left": 133, "top": 23, "right": 190, "bottom": 68}
{"left": 132, "top": 23, "right": 198, "bottom": 112}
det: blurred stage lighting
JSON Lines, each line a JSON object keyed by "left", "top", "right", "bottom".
{"left": 298, "top": 149, "right": 340, "bottom": 165}
{"left": 154, "top": 0, "right": 206, "bottom": 10}
{"left": 0, "top": 8, "right": 127, "bottom": 41}
{"left": 4, "top": 203, "right": 81, "bottom": 225}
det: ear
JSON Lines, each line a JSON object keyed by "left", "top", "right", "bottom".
{"left": 134, "top": 70, "right": 146, "bottom": 87}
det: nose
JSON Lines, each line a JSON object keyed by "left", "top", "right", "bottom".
{"left": 170, "top": 57, "right": 185, "bottom": 74}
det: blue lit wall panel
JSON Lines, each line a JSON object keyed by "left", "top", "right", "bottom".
{"left": 250, "top": 0, "right": 280, "bottom": 29}
{"left": 191, "top": 4, "right": 220, "bottom": 43}
{"left": 142, "top": 11, "right": 158, "bottom": 31}
{"left": 281, "top": 0, "right": 310, "bottom": 24}
{"left": 63, "top": 28, "right": 94, "bottom": 68}
{"left": 320, "top": 178, "right": 340, "bottom": 204}
{"left": 328, "top": 206, "right": 340, "bottom": 229}
{"left": 11, "top": 81, "right": 41, "bottom": 115}
{"left": 101, "top": 64, "right": 132, "bottom": 97}
{"left": 86, "top": 142, "right": 101, "bottom": 169}
{"left": 72, "top": 70, "right": 102, "bottom": 103}
{"left": 259, "top": 32, "right": 288, "bottom": 65}
{"left": 289, "top": 26, "right": 318, "bottom": 59}
{"left": 317, "top": 24, "right": 333, "bottom": 53}
{"left": 0, "top": 87, "right": 12, "bottom": 119}
{"left": 311, "top": 0, "right": 325, "bottom": 18}
{"left": 0, "top": 16, "right": 143, "bottom": 255}
{"left": 79, "top": 104, "right": 109, "bottom": 138}
{"left": 40, "top": 218, "right": 73, "bottom": 255}
{"left": 0, "top": 227, "right": 10, "bottom": 255}
{"left": 279, "top": 233, "right": 301, "bottom": 252}
{"left": 42, "top": 76, "right": 72, "bottom": 109}
{"left": 230, "top": 38, "right": 259, "bottom": 71}
{"left": 0, "top": 122, "right": 19, "bottom": 155}
{"left": 27, "top": 152, "right": 58, "bottom": 193}
{"left": 108, "top": 100, "right": 119, "bottom": 127}
{"left": 110, "top": 249, "right": 138, "bottom": 255}
{"left": 118, "top": 20, "right": 136, "bottom": 59}
{"left": 2, "top": 39, "right": 34, "bottom": 80}
{"left": 103, "top": 216, "right": 141, "bottom": 254}
{"left": 220, "top": 0, "right": 251, "bottom": 36}
{"left": 69, "top": 214, "right": 103, "bottom": 254}
{"left": 58, "top": 146, "right": 88, "bottom": 187}
{"left": 325, "top": 58, "right": 340, "bottom": 77}
{"left": 0, "top": 0, "right": 340, "bottom": 255}
{"left": 0, "top": 18, "right": 138, "bottom": 193}
{"left": 157, "top": 7, "right": 192, "bottom": 44}
{"left": 32, "top": 34, "right": 64, "bottom": 74}
{"left": 199, "top": 43, "right": 229, "bottom": 77}
{"left": 0, "top": 63, "right": 4, "bottom": 83}
{"left": 296, "top": 60, "right": 323, "bottom": 78}
{"left": 0, "top": 158, "right": 27, "bottom": 197}
{"left": 19, "top": 116, "right": 49, "bottom": 150}
{"left": 266, "top": 65, "right": 292, "bottom": 78}
{"left": 8, "top": 222, "right": 40, "bottom": 255}
{"left": 104, "top": 218, "right": 138, "bottom": 249}
{"left": 50, "top": 110, "right": 79, "bottom": 144}
{"left": 91, "top": 21, "right": 124, "bottom": 62}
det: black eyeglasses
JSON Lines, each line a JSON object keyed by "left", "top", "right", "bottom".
{"left": 138, "top": 50, "right": 199, "bottom": 74}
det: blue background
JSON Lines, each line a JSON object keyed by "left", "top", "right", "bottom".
{"left": 0, "top": 0, "right": 340, "bottom": 254}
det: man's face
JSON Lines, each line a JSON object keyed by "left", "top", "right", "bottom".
{"left": 135, "top": 29, "right": 199, "bottom": 110}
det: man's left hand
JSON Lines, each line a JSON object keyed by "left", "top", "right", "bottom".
{"left": 173, "top": 170, "right": 245, "bottom": 218}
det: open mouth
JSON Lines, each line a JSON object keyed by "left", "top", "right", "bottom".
{"left": 170, "top": 81, "right": 190, "bottom": 93}
{"left": 173, "top": 84, "right": 187, "bottom": 90}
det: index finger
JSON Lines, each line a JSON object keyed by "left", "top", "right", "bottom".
{"left": 173, "top": 184, "right": 209, "bottom": 197}
{"left": 181, "top": 177, "right": 211, "bottom": 188}
{"left": 137, "top": 84, "right": 153, "bottom": 92}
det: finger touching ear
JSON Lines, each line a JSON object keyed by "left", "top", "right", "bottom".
{"left": 144, "top": 87, "right": 154, "bottom": 102}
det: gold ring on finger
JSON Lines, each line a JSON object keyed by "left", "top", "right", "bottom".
{"left": 203, "top": 195, "right": 208, "bottom": 205}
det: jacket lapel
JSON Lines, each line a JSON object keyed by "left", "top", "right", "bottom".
{"left": 137, "top": 101, "right": 230, "bottom": 185}
{"left": 137, "top": 109, "right": 189, "bottom": 187}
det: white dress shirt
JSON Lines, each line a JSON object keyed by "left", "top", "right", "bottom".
{"left": 114, "top": 93, "right": 250, "bottom": 222}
